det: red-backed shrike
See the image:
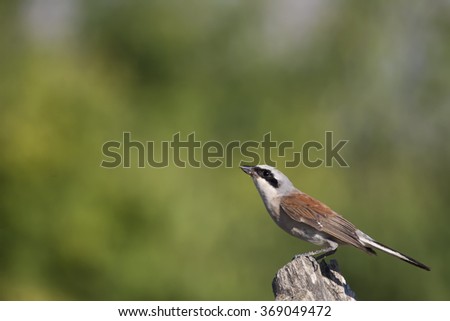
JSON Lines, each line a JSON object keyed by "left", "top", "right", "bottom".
{"left": 241, "top": 165, "right": 430, "bottom": 271}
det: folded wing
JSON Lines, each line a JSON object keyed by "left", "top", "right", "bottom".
{"left": 280, "top": 192, "right": 376, "bottom": 255}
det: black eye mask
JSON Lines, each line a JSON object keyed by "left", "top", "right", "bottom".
{"left": 255, "top": 167, "right": 279, "bottom": 188}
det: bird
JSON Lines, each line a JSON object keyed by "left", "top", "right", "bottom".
{"left": 240, "top": 164, "right": 430, "bottom": 271}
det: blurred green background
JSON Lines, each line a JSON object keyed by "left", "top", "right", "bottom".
{"left": 1, "top": 0, "right": 449, "bottom": 300}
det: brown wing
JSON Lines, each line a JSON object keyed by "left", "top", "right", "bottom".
{"left": 280, "top": 192, "right": 369, "bottom": 252}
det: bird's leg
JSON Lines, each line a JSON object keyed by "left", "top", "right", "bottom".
{"left": 315, "top": 248, "right": 337, "bottom": 261}
{"left": 293, "top": 246, "right": 335, "bottom": 259}
{"left": 293, "top": 242, "right": 338, "bottom": 261}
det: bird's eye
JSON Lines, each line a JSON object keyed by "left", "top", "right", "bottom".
{"left": 262, "top": 170, "right": 270, "bottom": 177}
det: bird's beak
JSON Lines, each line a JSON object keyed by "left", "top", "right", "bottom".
{"left": 240, "top": 166, "right": 254, "bottom": 176}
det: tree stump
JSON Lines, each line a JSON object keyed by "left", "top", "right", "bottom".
{"left": 272, "top": 256, "right": 356, "bottom": 301}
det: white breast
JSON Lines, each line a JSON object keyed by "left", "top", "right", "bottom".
{"left": 253, "top": 176, "right": 282, "bottom": 220}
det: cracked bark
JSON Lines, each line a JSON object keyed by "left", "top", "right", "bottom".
{"left": 272, "top": 256, "right": 356, "bottom": 301}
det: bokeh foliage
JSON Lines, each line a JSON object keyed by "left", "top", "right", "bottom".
{"left": 1, "top": 0, "right": 450, "bottom": 300}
